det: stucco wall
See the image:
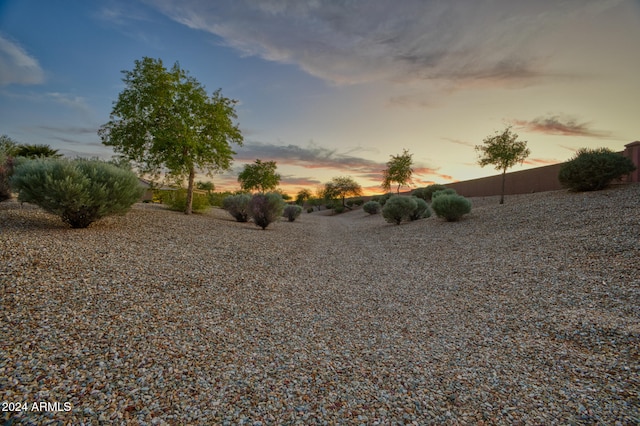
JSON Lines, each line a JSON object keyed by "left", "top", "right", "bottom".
{"left": 443, "top": 142, "right": 639, "bottom": 198}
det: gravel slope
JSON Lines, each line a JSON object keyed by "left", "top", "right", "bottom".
{"left": 1, "top": 184, "right": 638, "bottom": 425}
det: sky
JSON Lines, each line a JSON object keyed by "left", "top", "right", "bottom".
{"left": 1, "top": 0, "right": 639, "bottom": 195}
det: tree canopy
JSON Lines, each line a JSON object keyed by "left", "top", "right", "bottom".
{"left": 382, "top": 149, "right": 414, "bottom": 194}
{"left": 237, "top": 159, "right": 281, "bottom": 193}
{"left": 98, "top": 57, "right": 243, "bottom": 214}
{"left": 324, "top": 176, "right": 363, "bottom": 208}
{"left": 475, "top": 126, "right": 530, "bottom": 204}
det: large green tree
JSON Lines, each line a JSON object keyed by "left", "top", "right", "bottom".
{"left": 237, "top": 159, "right": 281, "bottom": 193}
{"left": 476, "top": 126, "right": 530, "bottom": 204}
{"left": 324, "top": 176, "right": 363, "bottom": 209}
{"left": 98, "top": 57, "right": 243, "bottom": 214}
{"left": 382, "top": 149, "right": 414, "bottom": 194}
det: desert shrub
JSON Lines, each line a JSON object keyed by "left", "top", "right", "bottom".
{"left": 11, "top": 158, "right": 142, "bottom": 228}
{"left": 0, "top": 154, "right": 14, "bottom": 202}
{"left": 165, "top": 189, "right": 209, "bottom": 213}
{"left": 431, "top": 194, "right": 471, "bottom": 222}
{"left": 222, "top": 193, "right": 251, "bottom": 222}
{"left": 431, "top": 188, "right": 457, "bottom": 200}
{"left": 382, "top": 195, "right": 417, "bottom": 225}
{"left": 353, "top": 198, "right": 364, "bottom": 206}
{"left": 346, "top": 199, "right": 355, "bottom": 207}
{"left": 208, "top": 191, "right": 234, "bottom": 207}
{"left": 378, "top": 193, "right": 394, "bottom": 206}
{"left": 409, "top": 196, "right": 431, "bottom": 221}
{"left": 362, "top": 200, "right": 381, "bottom": 215}
{"left": 249, "top": 192, "right": 285, "bottom": 229}
{"left": 558, "top": 147, "right": 637, "bottom": 191}
{"left": 333, "top": 204, "right": 345, "bottom": 214}
{"left": 283, "top": 204, "right": 303, "bottom": 222}
{"left": 307, "top": 207, "right": 314, "bottom": 213}
{"left": 413, "top": 184, "right": 447, "bottom": 201}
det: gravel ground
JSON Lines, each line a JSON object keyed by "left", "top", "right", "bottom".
{"left": 1, "top": 184, "right": 638, "bottom": 425}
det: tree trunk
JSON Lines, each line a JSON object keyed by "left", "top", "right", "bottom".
{"left": 396, "top": 183, "right": 400, "bottom": 194}
{"left": 185, "top": 167, "right": 195, "bottom": 214}
{"left": 500, "top": 169, "right": 506, "bottom": 205}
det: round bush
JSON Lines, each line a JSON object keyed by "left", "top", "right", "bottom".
{"left": 249, "top": 192, "right": 285, "bottom": 229}
{"left": 362, "top": 200, "right": 381, "bottom": 215}
{"left": 382, "top": 195, "right": 417, "bottom": 225}
{"left": 409, "top": 196, "right": 431, "bottom": 221}
{"left": 412, "top": 184, "right": 447, "bottom": 201}
{"left": 283, "top": 204, "right": 303, "bottom": 222}
{"left": 222, "top": 193, "right": 251, "bottom": 222}
{"left": 558, "top": 147, "right": 636, "bottom": 191}
{"left": 11, "top": 158, "right": 142, "bottom": 228}
{"left": 431, "top": 194, "right": 471, "bottom": 222}
{"left": 431, "top": 188, "right": 457, "bottom": 199}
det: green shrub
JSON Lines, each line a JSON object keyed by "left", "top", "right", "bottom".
{"left": 165, "top": 189, "right": 209, "bottom": 213}
{"left": 431, "top": 194, "right": 471, "bottom": 222}
{"left": 362, "top": 200, "right": 381, "bottom": 215}
{"left": 0, "top": 154, "right": 14, "bottom": 202}
{"left": 409, "top": 196, "right": 431, "bottom": 221}
{"left": 222, "top": 193, "right": 251, "bottom": 222}
{"left": 307, "top": 207, "right": 314, "bottom": 213}
{"left": 558, "top": 147, "right": 637, "bottom": 191}
{"left": 208, "top": 191, "right": 234, "bottom": 207}
{"left": 378, "top": 193, "right": 394, "bottom": 206}
{"left": 249, "top": 192, "right": 285, "bottom": 229}
{"left": 353, "top": 198, "right": 364, "bottom": 206}
{"left": 431, "top": 188, "right": 457, "bottom": 200}
{"left": 382, "top": 195, "right": 417, "bottom": 225}
{"left": 283, "top": 204, "right": 303, "bottom": 222}
{"left": 412, "top": 184, "right": 448, "bottom": 201}
{"left": 333, "top": 204, "right": 345, "bottom": 214}
{"left": 11, "top": 158, "right": 142, "bottom": 228}
{"left": 346, "top": 199, "right": 355, "bottom": 207}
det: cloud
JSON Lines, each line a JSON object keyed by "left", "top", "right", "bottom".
{"left": 37, "top": 125, "right": 97, "bottom": 135}
{"left": 146, "top": 0, "right": 618, "bottom": 87}
{"left": 512, "top": 115, "right": 612, "bottom": 138}
{"left": 522, "top": 157, "right": 560, "bottom": 166}
{"left": 443, "top": 137, "right": 474, "bottom": 147}
{"left": 45, "top": 92, "right": 92, "bottom": 114}
{"left": 0, "top": 34, "right": 45, "bottom": 86}
{"left": 235, "top": 141, "right": 381, "bottom": 174}
{"left": 234, "top": 141, "right": 452, "bottom": 186}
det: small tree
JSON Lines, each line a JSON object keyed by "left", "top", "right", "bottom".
{"left": 11, "top": 158, "right": 142, "bottom": 228}
{"left": 238, "top": 159, "right": 281, "bottom": 193}
{"left": 476, "top": 126, "right": 530, "bottom": 204}
{"left": 249, "top": 192, "right": 285, "bottom": 229}
{"left": 558, "top": 147, "right": 636, "bottom": 191}
{"left": 295, "top": 188, "right": 312, "bottom": 206}
{"left": 382, "top": 149, "right": 414, "bottom": 194}
{"left": 196, "top": 180, "right": 215, "bottom": 192}
{"left": 99, "top": 57, "right": 243, "bottom": 215}
{"left": 324, "top": 176, "right": 363, "bottom": 209}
